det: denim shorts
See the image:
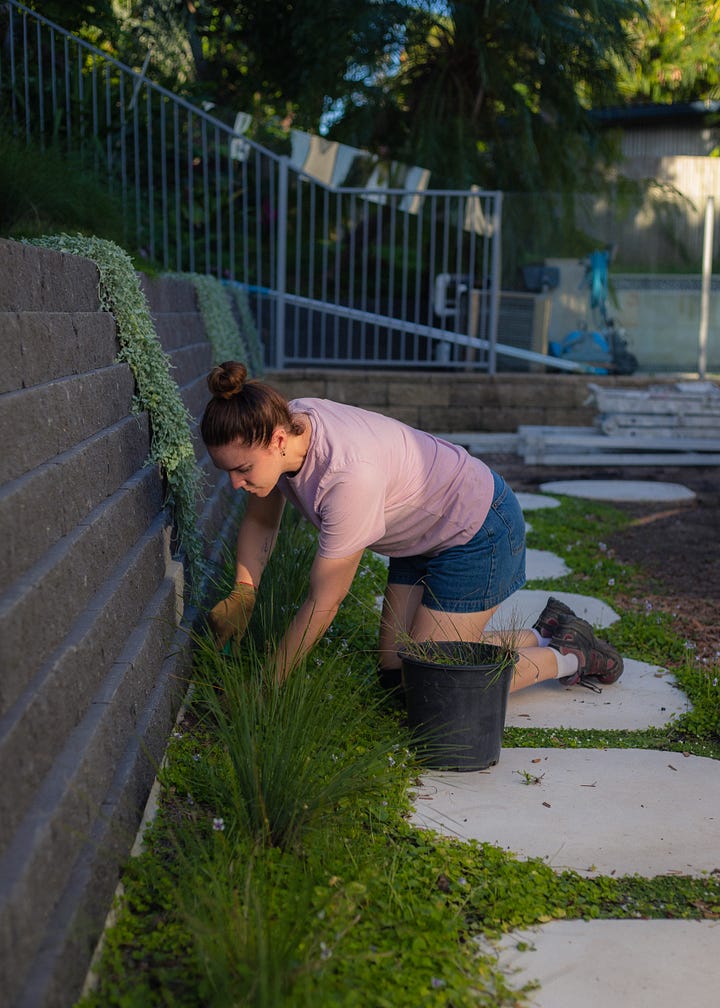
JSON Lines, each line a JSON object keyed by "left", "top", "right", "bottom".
{"left": 387, "top": 471, "right": 526, "bottom": 613}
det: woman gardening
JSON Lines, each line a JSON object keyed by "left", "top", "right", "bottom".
{"left": 202, "top": 361, "right": 623, "bottom": 693}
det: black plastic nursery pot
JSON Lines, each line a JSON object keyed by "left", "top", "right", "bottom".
{"left": 398, "top": 641, "right": 515, "bottom": 772}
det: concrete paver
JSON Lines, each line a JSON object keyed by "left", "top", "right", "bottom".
{"left": 539, "top": 479, "right": 697, "bottom": 503}
{"left": 505, "top": 657, "right": 688, "bottom": 731}
{"left": 516, "top": 492, "right": 561, "bottom": 511}
{"left": 488, "top": 920, "right": 720, "bottom": 1008}
{"left": 488, "top": 589, "right": 620, "bottom": 633}
{"left": 525, "top": 549, "right": 570, "bottom": 580}
{"left": 411, "top": 748, "right": 720, "bottom": 877}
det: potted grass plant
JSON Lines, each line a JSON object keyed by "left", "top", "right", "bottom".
{"left": 397, "top": 636, "right": 518, "bottom": 772}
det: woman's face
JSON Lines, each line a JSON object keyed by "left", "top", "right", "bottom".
{"left": 209, "top": 433, "right": 284, "bottom": 497}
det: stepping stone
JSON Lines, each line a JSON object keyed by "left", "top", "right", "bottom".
{"left": 539, "top": 479, "right": 696, "bottom": 503}
{"left": 410, "top": 748, "right": 720, "bottom": 877}
{"left": 525, "top": 548, "right": 570, "bottom": 580}
{"left": 517, "top": 492, "right": 561, "bottom": 511}
{"left": 489, "top": 919, "right": 720, "bottom": 1008}
{"left": 488, "top": 589, "right": 620, "bottom": 633}
{"left": 505, "top": 658, "right": 687, "bottom": 731}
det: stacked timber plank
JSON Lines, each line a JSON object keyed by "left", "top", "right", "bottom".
{"left": 516, "top": 380, "right": 720, "bottom": 465}
{"left": 589, "top": 381, "right": 720, "bottom": 439}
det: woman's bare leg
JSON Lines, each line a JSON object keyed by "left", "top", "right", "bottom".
{"left": 392, "top": 599, "right": 561, "bottom": 694}
{"left": 378, "top": 582, "right": 424, "bottom": 669}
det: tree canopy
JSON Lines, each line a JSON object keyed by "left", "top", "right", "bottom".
{"left": 26, "top": 1, "right": 719, "bottom": 190}
{"left": 615, "top": 0, "right": 720, "bottom": 104}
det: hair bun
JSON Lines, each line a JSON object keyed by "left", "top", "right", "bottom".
{"left": 207, "top": 361, "right": 248, "bottom": 400}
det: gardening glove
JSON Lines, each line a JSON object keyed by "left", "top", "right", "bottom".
{"left": 208, "top": 582, "right": 256, "bottom": 649}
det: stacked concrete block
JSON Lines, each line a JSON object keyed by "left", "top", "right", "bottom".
{"left": 139, "top": 274, "right": 238, "bottom": 556}
{"left": 0, "top": 239, "right": 234, "bottom": 1008}
{"left": 265, "top": 368, "right": 667, "bottom": 434}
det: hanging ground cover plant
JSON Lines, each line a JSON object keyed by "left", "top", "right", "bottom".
{"left": 28, "top": 234, "right": 206, "bottom": 591}
{"left": 174, "top": 272, "right": 264, "bottom": 376}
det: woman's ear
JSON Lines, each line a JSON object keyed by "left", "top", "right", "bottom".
{"left": 273, "top": 428, "right": 287, "bottom": 457}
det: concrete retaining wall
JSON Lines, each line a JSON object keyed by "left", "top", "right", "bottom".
{"left": 264, "top": 368, "right": 675, "bottom": 435}
{"left": 0, "top": 238, "right": 237, "bottom": 1008}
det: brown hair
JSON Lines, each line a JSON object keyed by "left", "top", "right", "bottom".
{"left": 200, "top": 361, "right": 303, "bottom": 448}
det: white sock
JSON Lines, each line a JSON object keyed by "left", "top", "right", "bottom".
{"left": 531, "top": 628, "right": 550, "bottom": 647}
{"left": 549, "top": 647, "right": 579, "bottom": 679}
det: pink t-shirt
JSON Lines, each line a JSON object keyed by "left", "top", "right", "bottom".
{"left": 276, "top": 398, "right": 495, "bottom": 559}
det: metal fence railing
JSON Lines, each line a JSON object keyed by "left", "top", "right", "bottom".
{"left": 2, "top": 0, "right": 588, "bottom": 373}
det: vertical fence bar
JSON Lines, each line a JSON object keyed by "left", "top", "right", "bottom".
{"left": 226, "top": 140, "right": 235, "bottom": 281}
{"left": 36, "top": 18, "right": 44, "bottom": 142}
{"left": 386, "top": 198, "right": 397, "bottom": 361}
{"left": 160, "top": 97, "right": 168, "bottom": 270}
{"left": 187, "top": 108, "right": 194, "bottom": 273}
{"left": 146, "top": 87, "right": 155, "bottom": 261}
{"left": 413, "top": 201, "right": 424, "bottom": 363}
{"left": 241, "top": 153, "right": 249, "bottom": 285}
{"left": 132, "top": 84, "right": 141, "bottom": 251}
{"left": 8, "top": 4, "right": 17, "bottom": 129}
{"left": 333, "top": 191, "right": 343, "bottom": 359}
{"left": 320, "top": 186, "right": 329, "bottom": 356}
{"left": 49, "top": 29, "right": 57, "bottom": 141}
{"left": 214, "top": 122, "right": 222, "bottom": 278}
{"left": 289, "top": 167, "right": 298, "bottom": 324}
{"left": 173, "top": 102, "right": 181, "bottom": 271}
{"left": 91, "top": 58, "right": 98, "bottom": 171}
{"left": 64, "top": 35, "right": 71, "bottom": 151}
{"left": 77, "top": 42, "right": 85, "bottom": 158}
{"left": 307, "top": 181, "right": 316, "bottom": 306}
{"left": 348, "top": 192, "right": 357, "bottom": 355}
{"left": 373, "top": 201, "right": 382, "bottom": 361}
{"left": 275, "top": 156, "right": 289, "bottom": 369}
{"left": 201, "top": 117, "right": 210, "bottom": 273}
{"left": 119, "top": 74, "right": 128, "bottom": 242}
{"left": 254, "top": 147, "right": 263, "bottom": 292}
{"left": 104, "top": 64, "right": 112, "bottom": 191}
{"left": 22, "top": 10, "right": 30, "bottom": 142}
{"left": 487, "top": 191, "right": 503, "bottom": 375}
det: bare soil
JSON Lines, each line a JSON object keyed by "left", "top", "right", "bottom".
{"left": 493, "top": 456, "right": 720, "bottom": 662}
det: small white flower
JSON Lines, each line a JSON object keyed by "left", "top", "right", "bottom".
{"left": 212, "top": 817, "right": 225, "bottom": 832}
{"left": 607, "top": 578, "right": 615, "bottom": 586}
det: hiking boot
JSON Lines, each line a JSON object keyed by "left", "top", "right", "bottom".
{"left": 550, "top": 613, "right": 624, "bottom": 690}
{"left": 533, "top": 596, "right": 576, "bottom": 639}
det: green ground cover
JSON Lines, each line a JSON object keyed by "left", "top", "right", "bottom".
{"left": 78, "top": 499, "right": 720, "bottom": 1007}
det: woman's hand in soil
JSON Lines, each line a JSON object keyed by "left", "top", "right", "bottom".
{"left": 208, "top": 582, "right": 256, "bottom": 648}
